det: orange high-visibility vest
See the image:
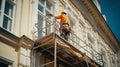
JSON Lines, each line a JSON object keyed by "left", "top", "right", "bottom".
{"left": 56, "top": 13, "right": 70, "bottom": 26}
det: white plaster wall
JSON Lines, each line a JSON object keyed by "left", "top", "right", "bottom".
{"left": 0, "top": 42, "right": 18, "bottom": 67}
{"left": 14, "top": 0, "right": 21, "bottom": 37}
{"left": 15, "top": 0, "right": 33, "bottom": 39}
{"left": 31, "top": 0, "right": 38, "bottom": 39}
{"left": 19, "top": 47, "right": 31, "bottom": 66}
{"left": 20, "top": 0, "right": 30, "bottom": 36}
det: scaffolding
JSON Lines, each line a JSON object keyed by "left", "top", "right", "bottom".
{"left": 31, "top": 16, "right": 103, "bottom": 67}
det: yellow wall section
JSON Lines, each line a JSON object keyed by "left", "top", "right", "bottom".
{"left": 0, "top": 42, "right": 18, "bottom": 67}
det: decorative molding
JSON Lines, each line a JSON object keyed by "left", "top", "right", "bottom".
{"left": 0, "top": 27, "right": 33, "bottom": 51}
{"left": 0, "top": 56, "right": 13, "bottom": 65}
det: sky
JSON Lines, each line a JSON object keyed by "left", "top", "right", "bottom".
{"left": 98, "top": 0, "right": 120, "bottom": 43}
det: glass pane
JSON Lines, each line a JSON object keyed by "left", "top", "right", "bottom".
{"left": 38, "top": 4, "right": 44, "bottom": 12}
{"left": 39, "top": 0, "right": 45, "bottom": 4}
{"left": 45, "top": 10, "right": 50, "bottom": 16}
{"left": 46, "top": 1, "right": 52, "bottom": 10}
{"left": 4, "top": 1, "right": 13, "bottom": 17}
{"left": 37, "top": 14, "right": 43, "bottom": 38}
{"left": 0, "top": 62, "right": 8, "bottom": 67}
{"left": 46, "top": 21, "right": 50, "bottom": 35}
{"left": 3, "top": 15, "right": 12, "bottom": 31}
{"left": 0, "top": 0, "right": 2, "bottom": 10}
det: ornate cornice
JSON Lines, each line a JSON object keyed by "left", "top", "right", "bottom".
{"left": 70, "top": 0, "right": 120, "bottom": 52}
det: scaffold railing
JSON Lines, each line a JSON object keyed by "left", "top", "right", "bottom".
{"left": 32, "top": 15, "right": 103, "bottom": 67}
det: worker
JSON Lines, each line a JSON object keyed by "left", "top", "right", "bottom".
{"left": 56, "top": 10, "right": 71, "bottom": 40}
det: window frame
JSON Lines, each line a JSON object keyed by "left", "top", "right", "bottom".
{"left": 0, "top": 0, "right": 16, "bottom": 32}
{"left": 37, "top": 0, "right": 53, "bottom": 37}
{"left": 0, "top": 56, "right": 13, "bottom": 67}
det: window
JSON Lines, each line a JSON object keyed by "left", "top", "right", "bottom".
{"left": 0, "top": 56, "right": 13, "bottom": 67}
{"left": 38, "top": 4, "right": 44, "bottom": 13}
{"left": 0, "top": 0, "right": 15, "bottom": 31}
{"left": 46, "top": 1, "right": 52, "bottom": 10}
{"left": 0, "top": 62, "right": 8, "bottom": 67}
{"left": 3, "top": 15, "right": 12, "bottom": 30}
{"left": 39, "top": 0, "right": 45, "bottom": 4}
{"left": 45, "top": 10, "right": 51, "bottom": 35}
{"left": 0, "top": 0, "right": 2, "bottom": 18}
{"left": 37, "top": 0, "right": 53, "bottom": 37}
{"left": 37, "top": 14, "right": 43, "bottom": 38}
{"left": 0, "top": 0, "right": 2, "bottom": 10}
{"left": 111, "top": 57, "right": 115, "bottom": 66}
{"left": 88, "top": 33, "right": 94, "bottom": 46}
{"left": 101, "top": 50, "right": 108, "bottom": 67}
{"left": 45, "top": 10, "right": 50, "bottom": 16}
{"left": 4, "top": 1, "right": 13, "bottom": 17}
{"left": 45, "top": 21, "right": 51, "bottom": 35}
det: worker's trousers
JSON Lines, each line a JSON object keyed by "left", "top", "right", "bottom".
{"left": 60, "top": 24, "right": 70, "bottom": 40}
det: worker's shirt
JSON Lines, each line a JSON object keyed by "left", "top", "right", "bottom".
{"left": 56, "top": 13, "right": 70, "bottom": 26}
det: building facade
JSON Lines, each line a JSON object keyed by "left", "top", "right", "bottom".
{"left": 0, "top": 0, "right": 120, "bottom": 67}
